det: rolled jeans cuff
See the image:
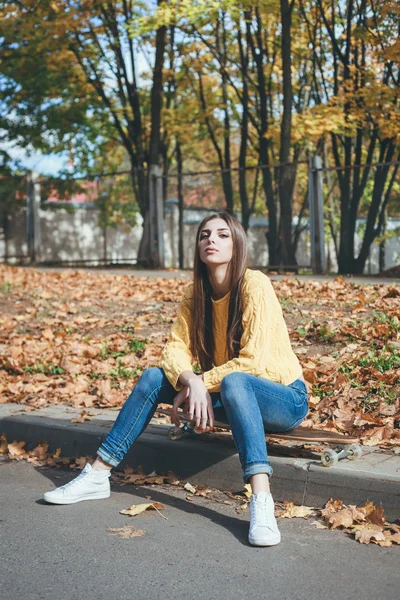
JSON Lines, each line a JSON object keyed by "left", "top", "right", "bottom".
{"left": 96, "top": 447, "right": 120, "bottom": 468}
{"left": 243, "top": 461, "right": 273, "bottom": 483}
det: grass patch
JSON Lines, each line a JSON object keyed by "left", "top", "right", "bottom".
{"left": 23, "top": 362, "right": 64, "bottom": 376}
{"left": 371, "top": 311, "right": 400, "bottom": 336}
{"left": 296, "top": 319, "right": 335, "bottom": 343}
{"left": 358, "top": 343, "right": 400, "bottom": 372}
{"left": 100, "top": 338, "right": 147, "bottom": 360}
{"left": 107, "top": 359, "right": 138, "bottom": 381}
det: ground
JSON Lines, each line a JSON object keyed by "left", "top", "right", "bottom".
{"left": 0, "top": 265, "right": 399, "bottom": 448}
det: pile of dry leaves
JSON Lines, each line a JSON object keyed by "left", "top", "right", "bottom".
{"left": 0, "top": 265, "right": 399, "bottom": 447}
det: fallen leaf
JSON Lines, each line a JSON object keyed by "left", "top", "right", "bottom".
{"left": 353, "top": 524, "right": 386, "bottom": 544}
{"left": 120, "top": 501, "right": 166, "bottom": 518}
{"left": 165, "top": 470, "right": 181, "bottom": 485}
{"left": 243, "top": 483, "right": 252, "bottom": 499}
{"left": 277, "top": 502, "right": 316, "bottom": 519}
{"left": 0, "top": 433, "right": 8, "bottom": 454}
{"left": 71, "top": 410, "right": 94, "bottom": 423}
{"left": 31, "top": 441, "right": 49, "bottom": 459}
{"left": 327, "top": 507, "right": 366, "bottom": 529}
{"left": 184, "top": 482, "right": 196, "bottom": 494}
{"left": 7, "top": 440, "right": 26, "bottom": 457}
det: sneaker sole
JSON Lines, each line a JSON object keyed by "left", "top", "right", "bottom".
{"left": 248, "top": 534, "right": 281, "bottom": 547}
{"left": 43, "top": 491, "right": 110, "bottom": 505}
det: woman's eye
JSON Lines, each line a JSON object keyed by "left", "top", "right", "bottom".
{"left": 200, "top": 234, "right": 228, "bottom": 239}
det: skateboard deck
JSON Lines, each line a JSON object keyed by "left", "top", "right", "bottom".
{"left": 154, "top": 408, "right": 362, "bottom": 467}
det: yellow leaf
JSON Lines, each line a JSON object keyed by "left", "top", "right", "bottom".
{"left": 277, "top": 502, "right": 316, "bottom": 519}
{"left": 120, "top": 501, "right": 165, "bottom": 517}
{"left": 243, "top": 484, "right": 252, "bottom": 499}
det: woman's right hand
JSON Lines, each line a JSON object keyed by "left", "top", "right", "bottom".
{"left": 186, "top": 377, "right": 214, "bottom": 431}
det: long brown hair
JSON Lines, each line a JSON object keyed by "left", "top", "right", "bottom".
{"left": 189, "top": 212, "right": 249, "bottom": 372}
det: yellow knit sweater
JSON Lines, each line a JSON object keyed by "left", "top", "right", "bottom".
{"left": 160, "top": 268, "right": 303, "bottom": 393}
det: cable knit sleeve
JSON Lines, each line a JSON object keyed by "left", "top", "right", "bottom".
{"left": 202, "top": 275, "right": 282, "bottom": 393}
{"left": 160, "top": 285, "right": 194, "bottom": 392}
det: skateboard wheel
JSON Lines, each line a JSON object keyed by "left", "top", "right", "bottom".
{"left": 168, "top": 427, "right": 183, "bottom": 441}
{"left": 347, "top": 444, "right": 362, "bottom": 460}
{"left": 321, "top": 449, "right": 338, "bottom": 467}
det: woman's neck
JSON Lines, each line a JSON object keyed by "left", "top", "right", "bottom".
{"left": 208, "top": 264, "right": 232, "bottom": 300}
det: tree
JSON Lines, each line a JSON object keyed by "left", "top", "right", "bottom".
{"left": 0, "top": 0, "right": 168, "bottom": 267}
{"left": 300, "top": 0, "right": 400, "bottom": 273}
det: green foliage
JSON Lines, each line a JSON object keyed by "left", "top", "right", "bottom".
{"left": 296, "top": 320, "right": 335, "bottom": 343}
{"left": 357, "top": 343, "right": 400, "bottom": 373}
{"left": 23, "top": 362, "right": 64, "bottom": 375}
{"left": 128, "top": 339, "right": 146, "bottom": 353}
{"left": 99, "top": 338, "right": 147, "bottom": 360}
{"left": 371, "top": 311, "right": 400, "bottom": 336}
{"left": 107, "top": 359, "right": 138, "bottom": 381}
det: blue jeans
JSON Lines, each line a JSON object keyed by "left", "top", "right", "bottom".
{"left": 97, "top": 367, "right": 309, "bottom": 483}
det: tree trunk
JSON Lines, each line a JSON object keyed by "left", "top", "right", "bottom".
{"left": 353, "top": 140, "right": 395, "bottom": 274}
{"left": 176, "top": 140, "right": 184, "bottom": 269}
{"left": 247, "top": 9, "right": 279, "bottom": 266}
{"left": 237, "top": 25, "right": 250, "bottom": 232}
{"left": 278, "top": 0, "right": 297, "bottom": 271}
{"left": 138, "top": 0, "right": 167, "bottom": 268}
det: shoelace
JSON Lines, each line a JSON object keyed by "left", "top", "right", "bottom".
{"left": 250, "top": 497, "right": 270, "bottom": 525}
{"left": 59, "top": 467, "right": 92, "bottom": 490}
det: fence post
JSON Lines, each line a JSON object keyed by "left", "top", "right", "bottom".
{"left": 308, "top": 156, "right": 326, "bottom": 274}
{"left": 149, "top": 164, "right": 165, "bottom": 268}
{"left": 26, "top": 171, "right": 41, "bottom": 263}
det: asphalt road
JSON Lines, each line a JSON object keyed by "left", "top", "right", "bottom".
{"left": 1, "top": 459, "right": 399, "bottom": 600}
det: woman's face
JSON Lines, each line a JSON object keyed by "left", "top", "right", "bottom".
{"left": 198, "top": 217, "right": 233, "bottom": 267}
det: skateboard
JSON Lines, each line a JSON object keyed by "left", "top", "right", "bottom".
{"left": 155, "top": 409, "right": 362, "bottom": 468}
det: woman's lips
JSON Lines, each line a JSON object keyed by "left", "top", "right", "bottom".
{"left": 205, "top": 248, "right": 219, "bottom": 253}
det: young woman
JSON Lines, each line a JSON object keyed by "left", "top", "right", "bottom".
{"left": 44, "top": 211, "right": 309, "bottom": 547}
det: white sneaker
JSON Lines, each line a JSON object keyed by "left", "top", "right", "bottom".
{"left": 43, "top": 463, "right": 111, "bottom": 505}
{"left": 248, "top": 491, "right": 281, "bottom": 546}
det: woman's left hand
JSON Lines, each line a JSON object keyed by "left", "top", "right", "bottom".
{"left": 170, "top": 385, "right": 190, "bottom": 427}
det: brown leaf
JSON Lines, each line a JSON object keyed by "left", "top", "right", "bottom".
{"left": 71, "top": 410, "right": 94, "bottom": 423}
{"left": 0, "top": 433, "right": 8, "bottom": 454}
{"left": 353, "top": 524, "right": 386, "bottom": 544}
{"left": 42, "top": 328, "right": 54, "bottom": 341}
{"left": 165, "top": 470, "right": 181, "bottom": 485}
{"left": 327, "top": 506, "right": 366, "bottom": 529}
{"left": 8, "top": 440, "right": 26, "bottom": 457}
{"left": 31, "top": 441, "right": 49, "bottom": 459}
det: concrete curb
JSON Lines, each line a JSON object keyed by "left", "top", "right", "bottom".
{"left": 1, "top": 404, "right": 399, "bottom": 520}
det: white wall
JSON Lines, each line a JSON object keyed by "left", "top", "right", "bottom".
{"left": 1, "top": 202, "right": 399, "bottom": 274}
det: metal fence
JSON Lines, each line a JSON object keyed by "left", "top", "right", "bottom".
{"left": 0, "top": 157, "right": 399, "bottom": 274}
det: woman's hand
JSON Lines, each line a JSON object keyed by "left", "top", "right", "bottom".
{"left": 186, "top": 377, "right": 214, "bottom": 431}
{"left": 170, "top": 385, "right": 190, "bottom": 428}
